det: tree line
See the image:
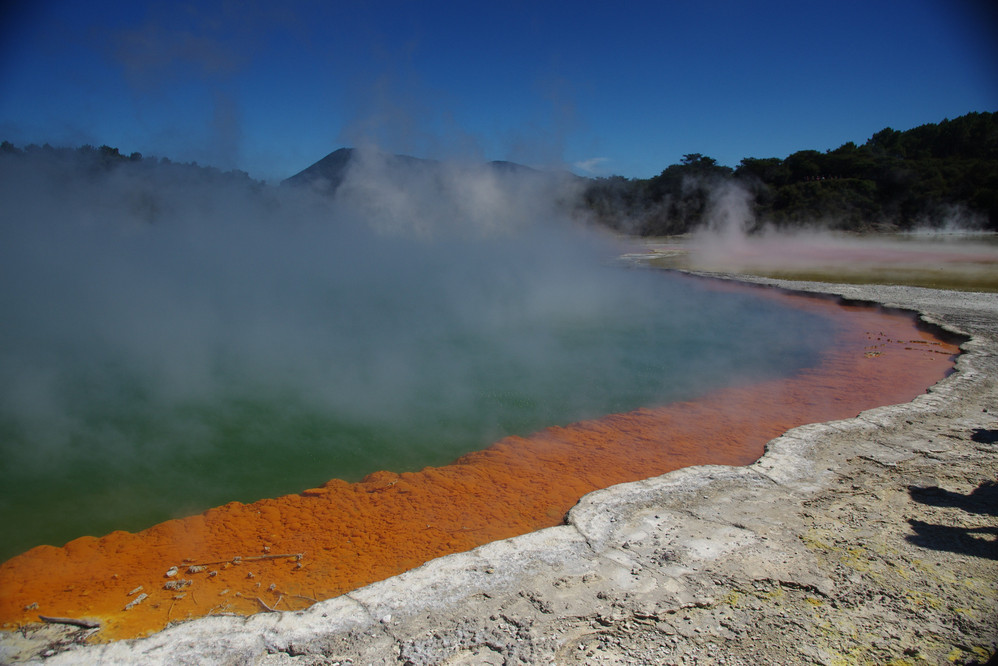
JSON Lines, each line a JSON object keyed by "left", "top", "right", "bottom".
{"left": 583, "top": 111, "right": 998, "bottom": 234}
{"left": 0, "top": 140, "right": 259, "bottom": 188}
{"left": 5, "top": 111, "right": 997, "bottom": 234}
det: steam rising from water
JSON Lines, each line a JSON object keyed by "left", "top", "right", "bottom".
{"left": 685, "top": 179, "right": 998, "bottom": 286}
{"left": 0, "top": 147, "right": 835, "bottom": 558}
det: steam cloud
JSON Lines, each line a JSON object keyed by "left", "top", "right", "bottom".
{"left": 684, "top": 176, "right": 998, "bottom": 280}
{"left": 0, "top": 148, "right": 601, "bottom": 463}
{"left": 0, "top": 146, "right": 834, "bottom": 557}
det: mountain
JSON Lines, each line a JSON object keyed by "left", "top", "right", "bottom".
{"left": 281, "top": 148, "right": 574, "bottom": 196}
{"left": 281, "top": 147, "right": 357, "bottom": 193}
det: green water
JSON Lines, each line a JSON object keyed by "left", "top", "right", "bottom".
{"left": 0, "top": 149, "right": 847, "bottom": 560}
{"left": 0, "top": 272, "right": 839, "bottom": 561}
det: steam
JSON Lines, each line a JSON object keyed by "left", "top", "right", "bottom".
{"left": 0, "top": 148, "right": 605, "bottom": 463}
{"left": 0, "top": 146, "right": 839, "bottom": 557}
{"left": 333, "top": 147, "right": 583, "bottom": 238}
{"left": 683, "top": 178, "right": 998, "bottom": 279}
{"left": 0, "top": 148, "right": 662, "bottom": 485}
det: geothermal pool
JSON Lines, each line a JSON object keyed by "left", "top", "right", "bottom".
{"left": 0, "top": 151, "right": 962, "bottom": 641}
{"left": 0, "top": 269, "right": 836, "bottom": 562}
{"left": 0, "top": 282, "right": 959, "bottom": 642}
{"left": 0, "top": 152, "right": 852, "bottom": 562}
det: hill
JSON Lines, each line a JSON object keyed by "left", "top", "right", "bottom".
{"left": 281, "top": 147, "right": 555, "bottom": 197}
{"left": 584, "top": 111, "right": 998, "bottom": 234}
{"left": 281, "top": 146, "right": 356, "bottom": 192}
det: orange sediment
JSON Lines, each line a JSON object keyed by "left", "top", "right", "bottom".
{"left": 0, "top": 286, "right": 962, "bottom": 641}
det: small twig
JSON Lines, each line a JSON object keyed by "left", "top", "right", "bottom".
{"left": 181, "top": 553, "right": 303, "bottom": 568}
{"left": 39, "top": 615, "right": 101, "bottom": 630}
{"left": 243, "top": 553, "right": 302, "bottom": 562}
{"left": 124, "top": 593, "right": 148, "bottom": 611}
{"left": 273, "top": 594, "right": 285, "bottom": 610}
{"left": 255, "top": 596, "right": 277, "bottom": 613}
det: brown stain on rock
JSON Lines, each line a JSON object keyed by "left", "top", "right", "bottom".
{"left": 0, "top": 285, "right": 961, "bottom": 641}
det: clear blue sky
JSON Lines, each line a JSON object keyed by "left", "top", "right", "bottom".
{"left": 1, "top": 0, "right": 995, "bottom": 181}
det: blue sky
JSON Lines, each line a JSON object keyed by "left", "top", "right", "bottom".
{"left": 1, "top": 0, "right": 995, "bottom": 181}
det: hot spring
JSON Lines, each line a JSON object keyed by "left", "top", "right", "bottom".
{"left": 0, "top": 149, "right": 842, "bottom": 562}
{"left": 0, "top": 228, "right": 836, "bottom": 561}
{"left": 0, "top": 149, "right": 959, "bottom": 640}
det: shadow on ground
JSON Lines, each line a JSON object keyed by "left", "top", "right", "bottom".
{"left": 971, "top": 428, "right": 998, "bottom": 445}
{"left": 907, "top": 478, "right": 998, "bottom": 560}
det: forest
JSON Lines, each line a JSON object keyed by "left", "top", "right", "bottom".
{"left": 583, "top": 111, "right": 998, "bottom": 234}
{"left": 0, "top": 140, "right": 259, "bottom": 188}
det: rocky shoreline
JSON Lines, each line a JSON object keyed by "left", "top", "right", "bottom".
{"left": 3, "top": 276, "right": 996, "bottom": 665}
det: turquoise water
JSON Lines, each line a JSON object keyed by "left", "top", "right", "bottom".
{"left": 0, "top": 156, "right": 840, "bottom": 561}
{"left": 0, "top": 268, "right": 838, "bottom": 561}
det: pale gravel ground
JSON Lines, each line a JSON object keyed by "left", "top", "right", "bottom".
{"left": 2, "top": 275, "right": 996, "bottom": 665}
